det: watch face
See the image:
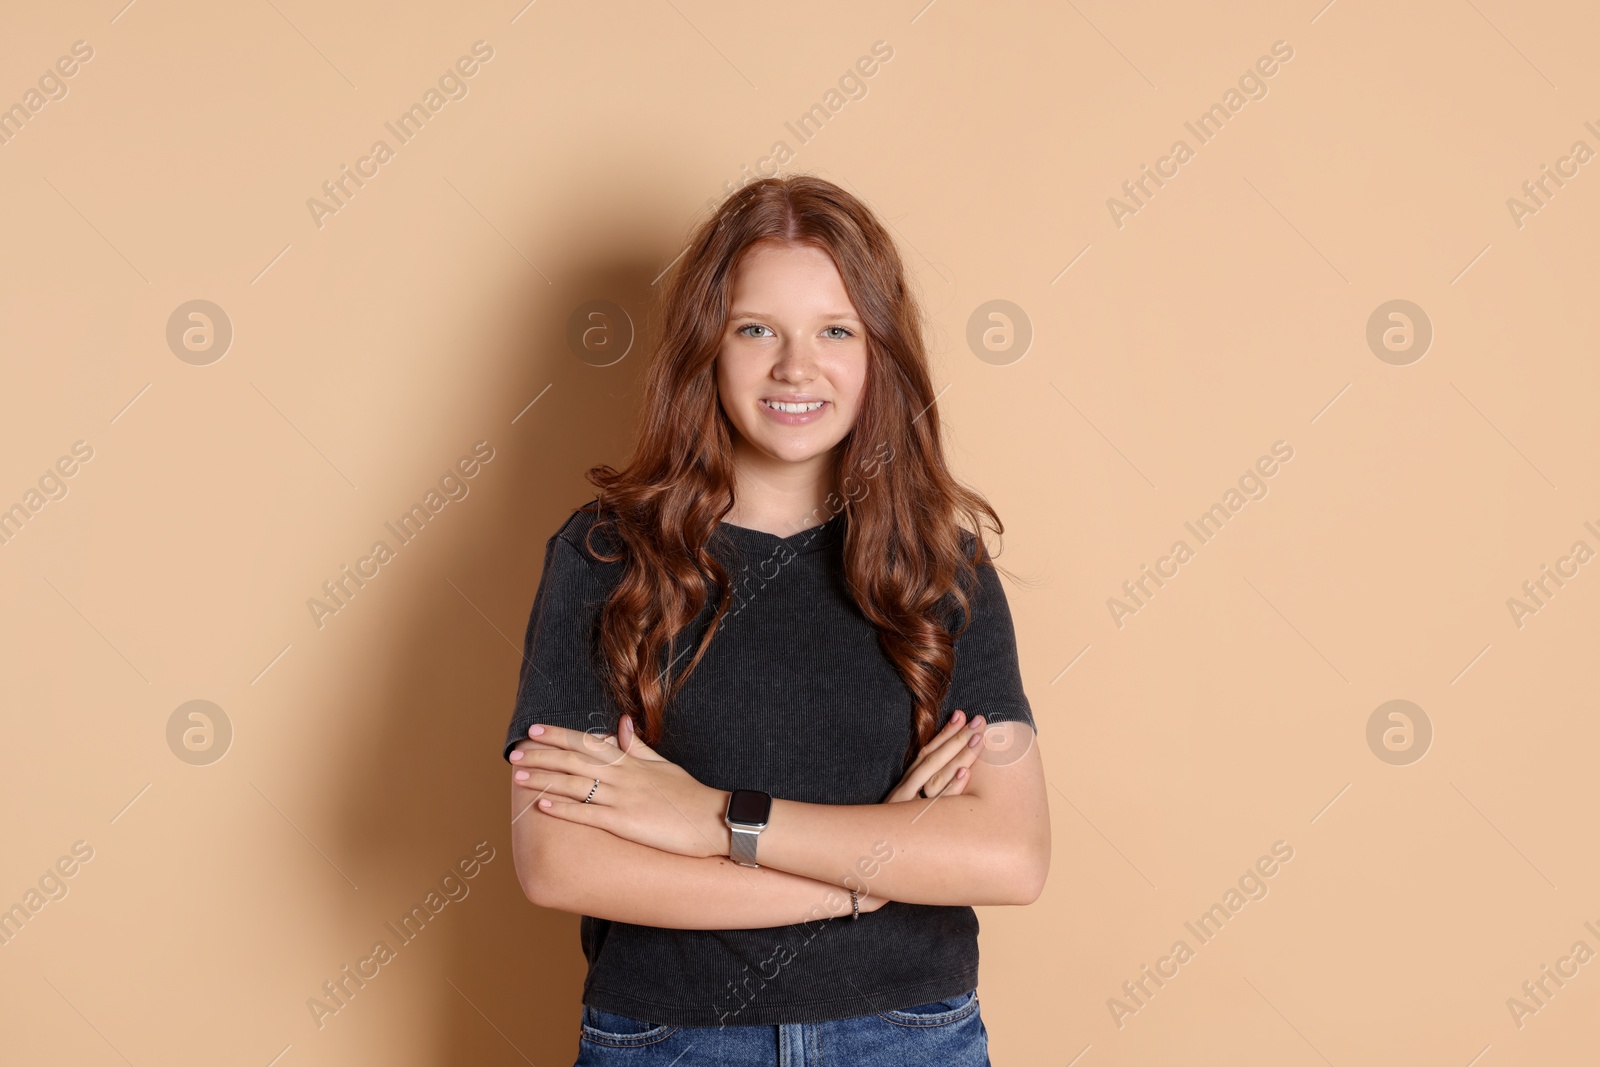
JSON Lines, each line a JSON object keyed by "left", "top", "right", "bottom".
{"left": 727, "top": 789, "right": 771, "bottom": 826}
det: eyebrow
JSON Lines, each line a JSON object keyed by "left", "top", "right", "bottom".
{"left": 728, "top": 309, "right": 863, "bottom": 324}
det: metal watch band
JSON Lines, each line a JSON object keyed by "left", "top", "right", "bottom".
{"left": 729, "top": 825, "right": 761, "bottom": 867}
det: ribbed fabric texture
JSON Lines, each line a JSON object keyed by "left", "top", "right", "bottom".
{"left": 504, "top": 499, "right": 1037, "bottom": 1027}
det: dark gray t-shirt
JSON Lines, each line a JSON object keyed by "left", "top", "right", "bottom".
{"left": 502, "top": 500, "right": 1036, "bottom": 1027}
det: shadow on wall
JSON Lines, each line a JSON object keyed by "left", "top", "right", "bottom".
{"left": 330, "top": 250, "right": 659, "bottom": 1065}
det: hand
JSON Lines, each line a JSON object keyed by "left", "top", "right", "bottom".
{"left": 507, "top": 731, "right": 589, "bottom": 819}
{"left": 510, "top": 719, "right": 729, "bottom": 860}
{"left": 883, "top": 709, "right": 986, "bottom": 803}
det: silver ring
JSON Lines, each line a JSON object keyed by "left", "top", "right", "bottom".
{"left": 583, "top": 778, "right": 600, "bottom": 804}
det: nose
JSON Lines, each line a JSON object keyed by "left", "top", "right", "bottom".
{"left": 771, "top": 338, "right": 818, "bottom": 385}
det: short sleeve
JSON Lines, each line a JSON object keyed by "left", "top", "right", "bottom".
{"left": 501, "top": 531, "right": 618, "bottom": 761}
{"left": 941, "top": 551, "right": 1037, "bottom": 735}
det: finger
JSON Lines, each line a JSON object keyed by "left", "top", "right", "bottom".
{"left": 509, "top": 735, "right": 591, "bottom": 762}
{"left": 926, "top": 745, "right": 980, "bottom": 797}
{"left": 511, "top": 769, "right": 604, "bottom": 802}
{"left": 913, "top": 710, "right": 983, "bottom": 775}
{"left": 897, "top": 722, "right": 967, "bottom": 794}
{"left": 920, "top": 719, "right": 986, "bottom": 796}
{"left": 527, "top": 723, "right": 622, "bottom": 757}
{"left": 512, "top": 747, "right": 612, "bottom": 777}
{"left": 533, "top": 793, "right": 612, "bottom": 830}
{"left": 616, "top": 715, "right": 667, "bottom": 762}
{"left": 922, "top": 715, "right": 985, "bottom": 778}
{"left": 892, "top": 755, "right": 943, "bottom": 801}
{"left": 884, "top": 714, "right": 986, "bottom": 802}
{"left": 524, "top": 726, "right": 623, "bottom": 768}
{"left": 914, "top": 709, "right": 967, "bottom": 762}
{"left": 896, "top": 741, "right": 969, "bottom": 802}
{"left": 525, "top": 723, "right": 592, "bottom": 747}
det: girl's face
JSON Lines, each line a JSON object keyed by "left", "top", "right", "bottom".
{"left": 716, "top": 241, "right": 869, "bottom": 476}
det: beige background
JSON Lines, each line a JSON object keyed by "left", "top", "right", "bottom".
{"left": 2, "top": 0, "right": 1597, "bottom": 1063}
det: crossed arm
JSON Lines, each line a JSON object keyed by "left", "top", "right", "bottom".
{"left": 508, "top": 715, "right": 1050, "bottom": 930}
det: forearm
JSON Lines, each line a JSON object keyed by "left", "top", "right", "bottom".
{"left": 735, "top": 793, "right": 1048, "bottom": 907}
{"left": 511, "top": 786, "right": 864, "bottom": 929}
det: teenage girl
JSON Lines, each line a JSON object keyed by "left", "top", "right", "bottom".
{"left": 505, "top": 175, "right": 1049, "bottom": 1066}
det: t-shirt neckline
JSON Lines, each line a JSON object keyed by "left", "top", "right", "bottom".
{"left": 714, "top": 510, "right": 845, "bottom": 556}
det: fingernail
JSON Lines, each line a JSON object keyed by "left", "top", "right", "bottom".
{"left": 539, "top": 798, "right": 552, "bottom": 809}
{"left": 968, "top": 715, "right": 984, "bottom": 730}
{"left": 952, "top": 710, "right": 965, "bottom": 725}
{"left": 968, "top": 733, "right": 982, "bottom": 748}
{"left": 529, "top": 725, "right": 545, "bottom": 736}
{"left": 509, "top": 750, "right": 523, "bottom": 761}
{"left": 514, "top": 770, "right": 529, "bottom": 780}
{"left": 955, "top": 767, "right": 967, "bottom": 778}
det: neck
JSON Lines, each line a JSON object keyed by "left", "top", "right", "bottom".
{"left": 725, "top": 438, "right": 839, "bottom": 537}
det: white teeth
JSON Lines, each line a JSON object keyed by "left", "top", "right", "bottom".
{"left": 765, "top": 400, "right": 825, "bottom": 413}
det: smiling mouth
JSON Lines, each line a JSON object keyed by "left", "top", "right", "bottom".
{"left": 761, "top": 399, "right": 827, "bottom": 413}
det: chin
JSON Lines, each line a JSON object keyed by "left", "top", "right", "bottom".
{"left": 768, "top": 445, "right": 830, "bottom": 465}
{"left": 748, "top": 436, "right": 831, "bottom": 465}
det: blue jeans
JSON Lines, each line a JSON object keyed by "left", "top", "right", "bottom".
{"left": 571, "top": 988, "right": 989, "bottom": 1066}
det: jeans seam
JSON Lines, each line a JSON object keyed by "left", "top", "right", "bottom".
{"left": 580, "top": 1006, "right": 681, "bottom": 1047}
{"left": 875, "top": 989, "right": 980, "bottom": 1028}
{"left": 578, "top": 1026, "right": 680, "bottom": 1049}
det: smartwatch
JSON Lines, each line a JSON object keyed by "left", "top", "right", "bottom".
{"left": 724, "top": 789, "right": 772, "bottom": 868}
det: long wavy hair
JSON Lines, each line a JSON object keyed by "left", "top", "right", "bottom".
{"left": 581, "top": 175, "right": 1004, "bottom": 769}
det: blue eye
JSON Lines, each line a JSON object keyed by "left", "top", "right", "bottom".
{"left": 738, "top": 324, "right": 772, "bottom": 338}
{"left": 824, "top": 326, "right": 854, "bottom": 340}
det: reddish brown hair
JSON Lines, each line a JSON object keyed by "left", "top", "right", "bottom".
{"left": 582, "top": 175, "right": 1003, "bottom": 768}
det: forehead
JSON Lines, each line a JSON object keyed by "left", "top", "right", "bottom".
{"left": 728, "top": 242, "right": 855, "bottom": 315}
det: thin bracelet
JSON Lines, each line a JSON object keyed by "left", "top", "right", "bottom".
{"left": 850, "top": 887, "right": 859, "bottom": 920}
